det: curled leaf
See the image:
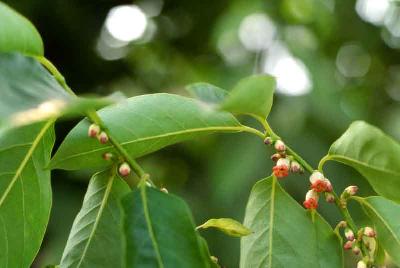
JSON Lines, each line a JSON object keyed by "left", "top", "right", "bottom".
{"left": 197, "top": 218, "right": 252, "bottom": 237}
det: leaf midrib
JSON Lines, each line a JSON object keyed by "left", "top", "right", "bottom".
{"left": 0, "top": 120, "right": 53, "bottom": 208}
{"left": 76, "top": 171, "right": 115, "bottom": 268}
{"left": 268, "top": 177, "right": 276, "bottom": 267}
{"left": 353, "top": 197, "right": 400, "bottom": 248}
{"left": 52, "top": 126, "right": 245, "bottom": 165}
{"left": 327, "top": 155, "right": 400, "bottom": 176}
{"left": 140, "top": 184, "right": 164, "bottom": 268}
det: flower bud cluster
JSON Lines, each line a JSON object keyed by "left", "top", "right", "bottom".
{"left": 88, "top": 123, "right": 109, "bottom": 144}
{"left": 269, "top": 140, "right": 303, "bottom": 178}
{"left": 303, "top": 171, "right": 333, "bottom": 210}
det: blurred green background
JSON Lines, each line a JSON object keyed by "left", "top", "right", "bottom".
{"left": 5, "top": 0, "right": 400, "bottom": 267}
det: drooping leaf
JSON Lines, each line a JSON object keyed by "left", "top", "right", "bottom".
{"left": 352, "top": 196, "right": 400, "bottom": 266}
{"left": 221, "top": 75, "right": 276, "bottom": 119}
{"left": 321, "top": 121, "right": 400, "bottom": 202}
{"left": 50, "top": 93, "right": 242, "bottom": 170}
{"left": 186, "top": 83, "right": 228, "bottom": 105}
{"left": 240, "top": 176, "right": 342, "bottom": 268}
{"left": 197, "top": 218, "right": 252, "bottom": 237}
{"left": 0, "top": 2, "right": 44, "bottom": 55}
{"left": 0, "top": 53, "right": 112, "bottom": 128}
{"left": 123, "top": 183, "right": 212, "bottom": 268}
{"left": 60, "top": 169, "right": 130, "bottom": 268}
{"left": 0, "top": 120, "right": 55, "bottom": 267}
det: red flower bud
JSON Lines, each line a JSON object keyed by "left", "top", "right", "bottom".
{"left": 118, "top": 162, "right": 131, "bottom": 177}
{"left": 272, "top": 158, "right": 290, "bottom": 178}
{"left": 274, "top": 140, "right": 286, "bottom": 152}
{"left": 98, "top": 131, "right": 109, "bottom": 144}
{"left": 363, "top": 227, "right": 376, "bottom": 237}
{"left": 88, "top": 124, "right": 100, "bottom": 138}
{"left": 343, "top": 240, "right": 353, "bottom": 250}
{"left": 344, "top": 185, "right": 358, "bottom": 196}
{"left": 345, "top": 228, "right": 355, "bottom": 241}
{"left": 303, "top": 190, "right": 319, "bottom": 210}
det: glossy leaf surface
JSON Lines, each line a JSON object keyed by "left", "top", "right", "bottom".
{"left": 60, "top": 170, "right": 130, "bottom": 268}
{"left": 0, "top": 121, "right": 54, "bottom": 267}
{"left": 322, "top": 121, "right": 400, "bottom": 202}
{"left": 50, "top": 93, "right": 242, "bottom": 170}
{"left": 0, "top": 2, "right": 44, "bottom": 55}
{"left": 221, "top": 75, "right": 276, "bottom": 119}
{"left": 123, "top": 183, "right": 212, "bottom": 268}
{"left": 240, "top": 176, "right": 342, "bottom": 268}
{"left": 353, "top": 196, "right": 400, "bottom": 266}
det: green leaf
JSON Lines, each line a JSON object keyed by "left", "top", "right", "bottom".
{"left": 221, "top": 75, "right": 276, "bottom": 119}
{"left": 352, "top": 196, "right": 400, "bottom": 266}
{"left": 0, "top": 120, "right": 55, "bottom": 267}
{"left": 186, "top": 83, "right": 228, "bottom": 105}
{"left": 60, "top": 169, "right": 130, "bottom": 268}
{"left": 197, "top": 218, "right": 252, "bottom": 237}
{"left": 0, "top": 53, "right": 111, "bottom": 128}
{"left": 240, "top": 176, "right": 342, "bottom": 268}
{"left": 50, "top": 93, "right": 242, "bottom": 170}
{"left": 123, "top": 183, "right": 212, "bottom": 268}
{"left": 322, "top": 121, "right": 400, "bottom": 202}
{"left": 0, "top": 2, "right": 44, "bottom": 55}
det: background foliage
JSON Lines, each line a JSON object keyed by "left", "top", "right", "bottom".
{"left": 4, "top": 0, "right": 399, "bottom": 267}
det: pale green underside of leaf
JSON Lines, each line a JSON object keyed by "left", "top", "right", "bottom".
{"left": 0, "top": 53, "right": 111, "bottom": 129}
{"left": 240, "top": 176, "right": 342, "bottom": 268}
{"left": 197, "top": 218, "right": 252, "bottom": 237}
{"left": 60, "top": 170, "right": 130, "bottom": 268}
{"left": 0, "top": 2, "right": 44, "bottom": 56}
{"left": 0, "top": 121, "right": 54, "bottom": 268}
{"left": 325, "top": 121, "right": 400, "bottom": 203}
{"left": 353, "top": 196, "right": 400, "bottom": 266}
{"left": 50, "top": 93, "right": 242, "bottom": 170}
{"left": 123, "top": 184, "right": 212, "bottom": 268}
{"left": 221, "top": 74, "right": 276, "bottom": 119}
{"left": 186, "top": 83, "right": 229, "bottom": 105}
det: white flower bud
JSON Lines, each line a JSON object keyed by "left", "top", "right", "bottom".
{"left": 274, "top": 140, "right": 286, "bottom": 152}
{"left": 98, "top": 131, "right": 109, "bottom": 144}
{"left": 325, "top": 192, "right": 335, "bottom": 203}
{"left": 264, "top": 137, "right": 272, "bottom": 145}
{"left": 305, "top": 189, "right": 319, "bottom": 202}
{"left": 102, "top": 152, "right": 113, "bottom": 161}
{"left": 357, "top": 260, "right": 367, "bottom": 268}
{"left": 344, "top": 228, "right": 355, "bottom": 241}
{"left": 344, "top": 185, "right": 358, "bottom": 196}
{"left": 309, "top": 171, "right": 325, "bottom": 184}
{"left": 160, "top": 187, "right": 168, "bottom": 193}
{"left": 352, "top": 246, "right": 360, "bottom": 255}
{"left": 363, "top": 226, "right": 376, "bottom": 237}
{"left": 88, "top": 124, "right": 100, "bottom": 138}
{"left": 276, "top": 158, "right": 290, "bottom": 169}
{"left": 118, "top": 162, "right": 131, "bottom": 177}
{"left": 290, "top": 161, "right": 302, "bottom": 173}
